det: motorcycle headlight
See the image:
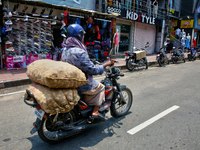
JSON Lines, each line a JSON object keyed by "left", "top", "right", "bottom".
{"left": 111, "top": 67, "right": 120, "bottom": 74}
{"left": 105, "top": 66, "right": 111, "bottom": 73}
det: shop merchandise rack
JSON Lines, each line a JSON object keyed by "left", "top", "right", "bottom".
{"left": 5, "top": 15, "right": 55, "bottom": 56}
{"left": 3, "top": 15, "right": 57, "bottom": 69}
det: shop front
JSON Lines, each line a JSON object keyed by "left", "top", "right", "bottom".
{"left": 180, "top": 19, "right": 194, "bottom": 48}
{"left": 116, "top": 18, "right": 134, "bottom": 53}
{"left": 121, "top": 9, "right": 157, "bottom": 54}
{"left": 0, "top": 0, "right": 114, "bottom": 70}
{"left": 193, "top": 12, "right": 200, "bottom": 47}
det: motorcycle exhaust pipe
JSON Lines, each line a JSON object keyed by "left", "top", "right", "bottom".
{"left": 131, "top": 63, "right": 138, "bottom": 66}
{"left": 54, "top": 124, "right": 92, "bottom": 140}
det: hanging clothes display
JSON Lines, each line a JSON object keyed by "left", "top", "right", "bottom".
{"left": 185, "top": 36, "right": 190, "bottom": 48}
{"left": 146, "top": 0, "right": 151, "bottom": 17}
{"left": 125, "top": 0, "right": 132, "bottom": 10}
{"left": 193, "top": 37, "right": 197, "bottom": 47}
{"left": 153, "top": 0, "right": 158, "bottom": 18}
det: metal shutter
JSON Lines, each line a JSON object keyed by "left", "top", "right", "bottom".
{"left": 134, "top": 22, "right": 156, "bottom": 54}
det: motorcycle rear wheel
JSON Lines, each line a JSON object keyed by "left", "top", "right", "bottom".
{"left": 38, "top": 110, "right": 78, "bottom": 144}
{"left": 126, "top": 59, "right": 135, "bottom": 71}
{"left": 165, "top": 56, "right": 170, "bottom": 65}
{"left": 111, "top": 88, "right": 133, "bottom": 118}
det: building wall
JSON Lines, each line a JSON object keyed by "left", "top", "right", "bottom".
{"left": 180, "top": 0, "right": 194, "bottom": 17}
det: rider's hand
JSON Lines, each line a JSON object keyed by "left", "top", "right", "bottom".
{"left": 103, "top": 59, "right": 115, "bottom": 68}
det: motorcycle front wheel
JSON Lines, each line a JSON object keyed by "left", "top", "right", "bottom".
{"left": 110, "top": 88, "right": 133, "bottom": 118}
{"left": 126, "top": 59, "right": 135, "bottom": 71}
{"left": 37, "top": 110, "right": 78, "bottom": 144}
{"left": 158, "top": 58, "right": 164, "bottom": 67}
{"left": 144, "top": 57, "right": 148, "bottom": 69}
{"left": 171, "top": 57, "right": 177, "bottom": 64}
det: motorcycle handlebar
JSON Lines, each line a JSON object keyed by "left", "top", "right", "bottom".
{"left": 119, "top": 73, "right": 124, "bottom": 76}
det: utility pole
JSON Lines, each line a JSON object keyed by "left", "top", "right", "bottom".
{"left": 164, "top": 0, "right": 170, "bottom": 43}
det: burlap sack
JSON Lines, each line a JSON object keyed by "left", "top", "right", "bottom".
{"left": 25, "top": 82, "right": 80, "bottom": 115}
{"left": 26, "top": 59, "right": 88, "bottom": 88}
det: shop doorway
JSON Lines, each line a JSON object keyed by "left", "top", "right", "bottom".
{"left": 116, "top": 24, "right": 131, "bottom": 53}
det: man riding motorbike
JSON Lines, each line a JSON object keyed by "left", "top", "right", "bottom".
{"left": 61, "top": 24, "right": 114, "bottom": 122}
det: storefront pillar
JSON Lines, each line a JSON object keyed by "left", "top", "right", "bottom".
{"left": 160, "top": 20, "right": 165, "bottom": 48}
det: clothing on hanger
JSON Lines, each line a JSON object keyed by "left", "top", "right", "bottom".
{"left": 153, "top": 0, "right": 158, "bottom": 18}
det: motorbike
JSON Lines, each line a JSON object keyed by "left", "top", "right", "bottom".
{"left": 24, "top": 66, "right": 133, "bottom": 144}
{"left": 125, "top": 46, "right": 148, "bottom": 71}
{"left": 156, "top": 42, "right": 170, "bottom": 67}
{"left": 197, "top": 49, "right": 200, "bottom": 59}
{"left": 170, "top": 47, "right": 186, "bottom": 63}
{"left": 187, "top": 48, "right": 196, "bottom": 61}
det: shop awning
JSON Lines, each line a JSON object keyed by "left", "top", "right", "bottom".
{"left": 16, "top": 0, "right": 118, "bottom": 17}
{"left": 24, "top": 0, "right": 96, "bottom": 11}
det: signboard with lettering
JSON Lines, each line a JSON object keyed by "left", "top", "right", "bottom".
{"left": 125, "top": 10, "right": 155, "bottom": 25}
{"left": 181, "top": 19, "right": 194, "bottom": 28}
{"left": 107, "top": 6, "right": 121, "bottom": 15}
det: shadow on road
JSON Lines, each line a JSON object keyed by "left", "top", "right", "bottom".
{"left": 27, "top": 112, "right": 132, "bottom": 149}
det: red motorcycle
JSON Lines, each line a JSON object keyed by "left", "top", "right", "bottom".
{"left": 24, "top": 66, "right": 133, "bottom": 144}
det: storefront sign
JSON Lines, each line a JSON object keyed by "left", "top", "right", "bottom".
{"left": 6, "top": 56, "right": 26, "bottom": 69}
{"left": 125, "top": 10, "right": 155, "bottom": 25}
{"left": 107, "top": 6, "right": 121, "bottom": 15}
{"left": 13, "top": 56, "right": 24, "bottom": 62}
{"left": 198, "top": 19, "right": 200, "bottom": 25}
{"left": 171, "top": 20, "right": 178, "bottom": 27}
{"left": 181, "top": 20, "right": 194, "bottom": 28}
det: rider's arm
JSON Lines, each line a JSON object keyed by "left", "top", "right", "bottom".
{"left": 78, "top": 51, "right": 104, "bottom": 75}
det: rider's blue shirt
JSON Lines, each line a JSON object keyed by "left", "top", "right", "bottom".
{"left": 61, "top": 47, "right": 104, "bottom": 93}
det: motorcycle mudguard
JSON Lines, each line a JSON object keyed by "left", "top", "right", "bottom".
{"left": 30, "top": 118, "right": 42, "bottom": 134}
{"left": 120, "top": 85, "right": 126, "bottom": 91}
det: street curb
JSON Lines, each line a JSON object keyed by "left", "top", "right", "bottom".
{"left": 0, "top": 78, "right": 32, "bottom": 89}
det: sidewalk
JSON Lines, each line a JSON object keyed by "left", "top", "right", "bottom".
{"left": 0, "top": 53, "right": 187, "bottom": 89}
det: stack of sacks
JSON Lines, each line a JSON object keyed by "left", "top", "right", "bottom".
{"left": 25, "top": 59, "right": 88, "bottom": 115}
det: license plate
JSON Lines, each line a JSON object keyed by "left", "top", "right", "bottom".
{"left": 34, "top": 108, "right": 45, "bottom": 120}
{"left": 125, "top": 56, "right": 129, "bottom": 59}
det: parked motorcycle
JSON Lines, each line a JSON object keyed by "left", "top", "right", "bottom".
{"left": 156, "top": 42, "right": 169, "bottom": 67}
{"left": 170, "top": 47, "right": 186, "bottom": 63}
{"left": 187, "top": 48, "right": 196, "bottom": 61}
{"left": 24, "top": 66, "right": 133, "bottom": 144}
{"left": 125, "top": 46, "right": 148, "bottom": 71}
{"left": 197, "top": 49, "right": 200, "bottom": 59}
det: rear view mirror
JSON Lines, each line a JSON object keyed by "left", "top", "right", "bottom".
{"left": 133, "top": 47, "right": 136, "bottom": 51}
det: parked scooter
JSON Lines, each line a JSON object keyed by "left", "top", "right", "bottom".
{"left": 156, "top": 42, "right": 169, "bottom": 67}
{"left": 187, "top": 48, "right": 196, "bottom": 61}
{"left": 125, "top": 43, "right": 148, "bottom": 71}
{"left": 170, "top": 47, "right": 186, "bottom": 63}
{"left": 197, "top": 49, "right": 200, "bottom": 59}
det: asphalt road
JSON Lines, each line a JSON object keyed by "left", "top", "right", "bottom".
{"left": 0, "top": 60, "right": 200, "bottom": 150}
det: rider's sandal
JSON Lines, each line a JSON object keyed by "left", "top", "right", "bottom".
{"left": 92, "top": 113, "right": 106, "bottom": 122}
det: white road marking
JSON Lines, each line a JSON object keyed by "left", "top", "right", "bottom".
{"left": 0, "top": 90, "right": 25, "bottom": 97}
{"left": 127, "top": 105, "right": 180, "bottom": 135}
